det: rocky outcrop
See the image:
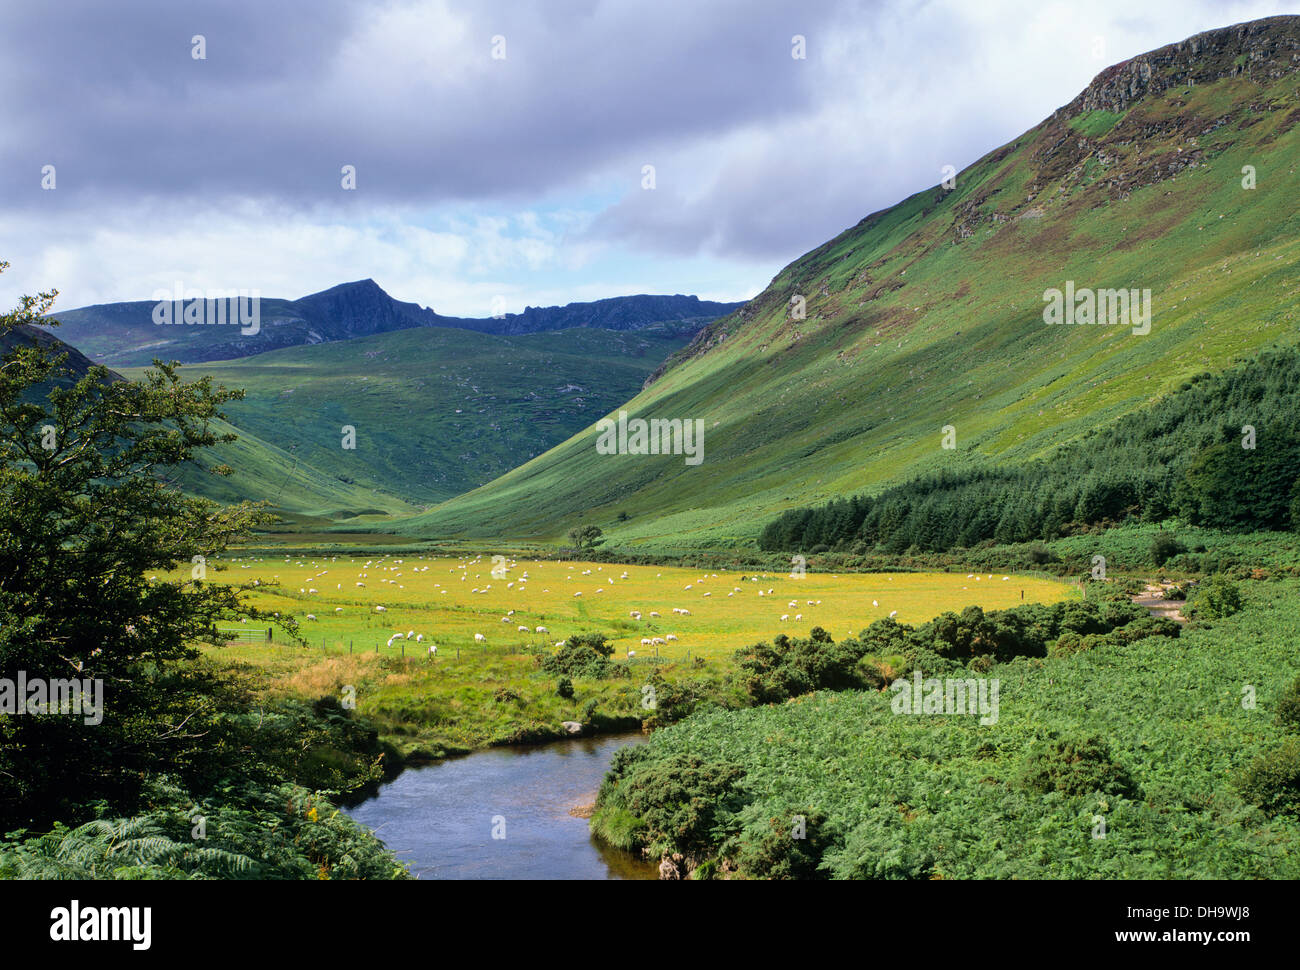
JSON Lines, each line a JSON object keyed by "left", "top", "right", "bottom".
{"left": 1058, "top": 16, "right": 1300, "bottom": 121}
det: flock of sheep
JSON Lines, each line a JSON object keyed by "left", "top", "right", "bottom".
{"left": 218, "top": 552, "right": 1016, "bottom": 660}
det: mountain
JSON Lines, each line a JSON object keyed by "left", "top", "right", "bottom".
{"left": 44, "top": 280, "right": 742, "bottom": 367}
{"left": 396, "top": 15, "right": 1300, "bottom": 549}
{"left": 1, "top": 322, "right": 115, "bottom": 383}
{"left": 119, "top": 323, "right": 693, "bottom": 514}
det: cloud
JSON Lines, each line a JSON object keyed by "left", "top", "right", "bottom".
{"left": 0, "top": 0, "right": 1292, "bottom": 312}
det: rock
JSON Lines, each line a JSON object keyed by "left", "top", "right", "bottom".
{"left": 561, "top": 721, "right": 583, "bottom": 735}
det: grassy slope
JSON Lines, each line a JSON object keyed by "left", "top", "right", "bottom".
{"left": 123, "top": 325, "right": 690, "bottom": 516}
{"left": 398, "top": 66, "right": 1300, "bottom": 548}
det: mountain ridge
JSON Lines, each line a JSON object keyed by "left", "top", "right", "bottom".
{"left": 43, "top": 280, "right": 744, "bottom": 366}
{"left": 395, "top": 14, "right": 1300, "bottom": 549}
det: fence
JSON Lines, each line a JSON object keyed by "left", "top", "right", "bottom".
{"left": 216, "top": 627, "right": 272, "bottom": 643}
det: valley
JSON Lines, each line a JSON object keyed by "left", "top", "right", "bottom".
{"left": 5, "top": 11, "right": 1300, "bottom": 891}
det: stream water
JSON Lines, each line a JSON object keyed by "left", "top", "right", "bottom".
{"left": 345, "top": 732, "right": 657, "bottom": 879}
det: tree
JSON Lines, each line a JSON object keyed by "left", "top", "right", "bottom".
{"left": 568, "top": 524, "right": 604, "bottom": 552}
{"left": 0, "top": 266, "right": 284, "bottom": 828}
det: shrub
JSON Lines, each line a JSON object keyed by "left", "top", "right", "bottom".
{"left": 1236, "top": 738, "right": 1300, "bottom": 817}
{"left": 1275, "top": 675, "right": 1300, "bottom": 733}
{"left": 592, "top": 748, "right": 746, "bottom": 862}
{"left": 1150, "top": 533, "right": 1186, "bottom": 567}
{"left": 540, "top": 632, "right": 616, "bottom": 679}
{"left": 723, "top": 808, "right": 830, "bottom": 880}
{"left": 556, "top": 677, "right": 574, "bottom": 700}
{"left": 1016, "top": 735, "right": 1138, "bottom": 798}
{"left": 1184, "top": 575, "right": 1244, "bottom": 620}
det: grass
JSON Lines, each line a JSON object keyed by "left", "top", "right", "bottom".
{"left": 190, "top": 553, "right": 1078, "bottom": 760}
{"left": 192, "top": 554, "right": 1080, "bottom": 661}
{"left": 121, "top": 325, "right": 691, "bottom": 516}
{"left": 393, "top": 69, "right": 1300, "bottom": 549}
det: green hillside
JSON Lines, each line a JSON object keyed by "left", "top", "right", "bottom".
{"left": 122, "top": 324, "right": 690, "bottom": 515}
{"left": 398, "top": 18, "right": 1300, "bottom": 549}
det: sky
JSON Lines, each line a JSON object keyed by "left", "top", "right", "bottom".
{"left": 0, "top": 0, "right": 1293, "bottom": 317}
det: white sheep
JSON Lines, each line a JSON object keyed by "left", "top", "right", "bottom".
{"left": 474, "top": 633, "right": 486, "bottom": 643}
{"left": 535, "top": 626, "right": 548, "bottom": 634}
{"left": 665, "top": 634, "right": 678, "bottom": 642}
{"left": 518, "top": 625, "right": 530, "bottom": 633}
{"left": 375, "top": 605, "right": 386, "bottom": 612}
{"left": 640, "top": 638, "right": 652, "bottom": 646}
{"left": 795, "top": 614, "right": 803, "bottom": 621}
{"left": 780, "top": 614, "right": 789, "bottom": 621}
{"left": 306, "top": 614, "right": 317, "bottom": 621}
{"left": 889, "top": 610, "right": 898, "bottom": 618}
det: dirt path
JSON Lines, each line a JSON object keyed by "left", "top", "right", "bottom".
{"left": 1132, "top": 582, "right": 1187, "bottom": 624}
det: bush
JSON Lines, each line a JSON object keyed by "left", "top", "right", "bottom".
{"left": 540, "top": 632, "right": 616, "bottom": 679}
{"left": 556, "top": 677, "right": 574, "bottom": 700}
{"left": 1276, "top": 675, "right": 1300, "bottom": 733}
{"left": 1150, "top": 533, "right": 1186, "bottom": 567}
{"left": 723, "top": 808, "right": 830, "bottom": 880}
{"left": 1184, "top": 575, "right": 1244, "bottom": 620}
{"left": 1236, "top": 738, "right": 1300, "bottom": 817}
{"left": 1016, "top": 735, "right": 1138, "bottom": 798}
{"left": 592, "top": 748, "right": 747, "bottom": 863}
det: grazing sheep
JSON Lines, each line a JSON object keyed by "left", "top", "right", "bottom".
{"left": 649, "top": 611, "right": 661, "bottom": 618}
{"left": 416, "top": 634, "right": 424, "bottom": 642}
{"left": 889, "top": 610, "right": 898, "bottom": 618}
{"left": 628, "top": 650, "right": 637, "bottom": 658}
{"left": 780, "top": 614, "right": 789, "bottom": 621}
{"left": 375, "top": 605, "right": 386, "bottom": 612}
{"left": 795, "top": 614, "right": 803, "bottom": 621}
{"left": 335, "top": 607, "right": 343, "bottom": 612}
{"left": 428, "top": 644, "right": 437, "bottom": 655}
{"left": 665, "top": 634, "right": 678, "bottom": 642}
{"left": 306, "top": 614, "right": 317, "bottom": 621}
{"left": 651, "top": 637, "right": 665, "bottom": 646}
{"left": 518, "top": 625, "right": 530, "bottom": 633}
{"left": 535, "top": 626, "right": 548, "bottom": 634}
{"left": 640, "top": 638, "right": 652, "bottom": 646}
{"left": 873, "top": 600, "right": 879, "bottom": 607}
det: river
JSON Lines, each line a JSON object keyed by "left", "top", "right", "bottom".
{"left": 345, "top": 733, "right": 658, "bottom": 879}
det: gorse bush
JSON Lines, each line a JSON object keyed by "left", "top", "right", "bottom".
{"left": 539, "top": 631, "right": 618, "bottom": 679}
{"left": 592, "top": 746, "right": 747, "bottom": 862}
{"left": 1184, "top": 575, "right": 1244, "bottom": 620}
{"left": 1150, "top": 533, "right": 1186, "bottom": 567}
{"left": 1275, "top": 674, "right": 1300, "bottom": 733}
{"left": 1236, "top": 738, "right": 1300, "bottom": 818}
{"left": 1016, "top": 735, "right": 1139, "bottom": 799}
